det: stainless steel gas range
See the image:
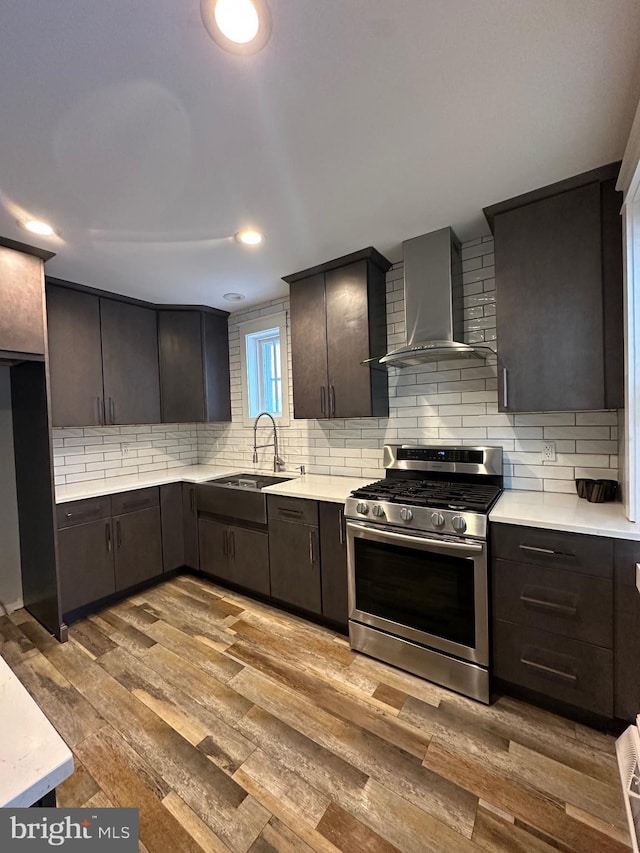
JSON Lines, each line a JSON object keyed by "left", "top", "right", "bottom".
{"left": 345, "top": 444, "right": 503, "bottom": 703}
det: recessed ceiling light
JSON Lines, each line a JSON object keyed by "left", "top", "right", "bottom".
{"left": 235, "top": 229, "right": 264, "bottom": 245}
{"left": 223, "top": 292, "right": 246, "bottom": 301}
{"left": 21, "top": 219, "right": 55, "bottom": 237}
{"left": 200, "top": 0, "right": 272, "bottom": 55}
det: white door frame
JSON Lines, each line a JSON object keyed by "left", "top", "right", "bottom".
{"left": 617, "top": 99, "right": 640, "bottom": 521}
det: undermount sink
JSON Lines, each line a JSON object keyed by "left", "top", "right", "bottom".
{"left": 206, "top": 473, "right": 295, "bottom": 490}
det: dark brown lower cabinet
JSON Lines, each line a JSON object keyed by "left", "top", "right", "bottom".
{"left": 183, "top": 483, "right": 199, "bottom": 570}
{"left": 319, "top": 502, "right": 348, "bottom": 627}
{"left": 268, "top": 496, "right": 321, "bottom": 615}
{"left": 56, "top": 489, "right": 163, "bottom": 618}
{"left": 199, "top": 518, "right": 270, "bottom": 596}
{"left": 614, "top": 540, "right": 640, "bottom": 721}
{"left": 113, "top": 507, "right": 163, "bottom": 591}
{"left": 57, "top": 519, "right": 115, "bottom": 613}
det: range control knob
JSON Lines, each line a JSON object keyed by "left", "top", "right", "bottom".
{"left": 356, "top": 502, "right": 369, "bottom": 515}
{"left": 451, "top": 515, "right": 467, "bottom": 533}
{"left": 430, "top": 512, "right": 445, "bottom": 528}
{"left": 372, "top": 505, "right": 385, "bottom": 518}
{"left": 400, "top": 507, "right": 413, "bottom": 522}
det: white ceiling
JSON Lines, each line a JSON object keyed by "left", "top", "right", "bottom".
{"left": 1, "top": 0, "right": 639, "bottom": 309}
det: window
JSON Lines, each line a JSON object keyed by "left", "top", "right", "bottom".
{"left": 239, "top": 311, "right": 289, "bottom": 425}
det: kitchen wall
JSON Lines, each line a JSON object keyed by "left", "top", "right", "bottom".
{"left": 52, "top": 424, "right": 198, "bottom": 487}
{"left": 199, "top": 236, "right": 620, "bottom": 492}
{"left": 0, "top": 367, "right": 23, "bottom": 612}
{"left": 51, "top": 236, "right": 620, "bottom": 492}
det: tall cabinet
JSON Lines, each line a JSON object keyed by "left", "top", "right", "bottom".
{"left": 0, "top": 237, "right": 64, "bottom": 640}
{"left": 284, "top": 248, "right": 391, "bottom": 419}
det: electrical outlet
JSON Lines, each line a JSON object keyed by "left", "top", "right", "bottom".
{"left": 122, "top": 444, "right": 133, "bottom": 456}
{"left": 542, "top": 441, "right": 556, "bottom": 462}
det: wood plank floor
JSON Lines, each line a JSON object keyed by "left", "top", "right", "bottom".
{"left": 1, "top": 575, "right": 631, "bottom": 852}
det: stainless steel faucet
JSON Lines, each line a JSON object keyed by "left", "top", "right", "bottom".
{"left": 252, "top": 412, "right": 285, "bottom": 472}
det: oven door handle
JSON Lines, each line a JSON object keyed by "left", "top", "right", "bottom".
{"left": 347, "top": 522, "right": 484, "bottom": 554}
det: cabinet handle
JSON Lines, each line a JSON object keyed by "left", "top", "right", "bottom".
{"left": 279, "top": 507, "right": 303, "bottom": 518}
{"left": 96, "top": 397, "right": 104, "bottom": 425}
{"left": 502, "top": 367, "right": 508, "bottom": 409}
{"left": 189, "top": 488, "right": 196, "bottom": 515}
{"left": 105, "top": 522, "right": 112, "bottom": 553}
{"left": 116, "top": 520, "right": 122, "bottom": 548}
{"left": 338, "top": 508, "right": 345, "bottom": 545}
{"left": 320, "top": 386, "right": 326, "bottom": 416}
{"left": 229, "top": 531, "right": 235, "bottom": 558}
{"left": 223, "top": 529, "right": 228, "bottom": 556}
{"left": 520, "top": 655, "right": 577, "bottom": 683}
{"left": 519, "top": 544, "right": 576, "bottom": 560}
{"left": 309, "top": 530, "right": 316, "bottom": 563}
{"left": 329, "top": 385, "right": 336, "bottom": 417}
{"left": 519, "top": 593, "right": 577, "bottom": 616}
{"left": 108, "top": 397, "right": 115, "bottom": 424}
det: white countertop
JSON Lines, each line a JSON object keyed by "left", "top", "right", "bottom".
{"left": 490, "top": 490, "right": 640, "bottom": 540}
{"left": 0, "top": 656, "right": 74, "bottom": 807}
{"left": 55, "top": 466, "right": 374, "bottom": 505}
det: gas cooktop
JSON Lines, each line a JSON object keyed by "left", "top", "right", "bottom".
{"left": 350, "top": 478, "right": 502, "bottom": 513}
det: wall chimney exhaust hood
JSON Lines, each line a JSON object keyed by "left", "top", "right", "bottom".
{"left": 375, "top": 227, "right": 495, "bottom": 367}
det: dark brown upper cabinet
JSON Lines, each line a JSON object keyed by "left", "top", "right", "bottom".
{"left": 283, "top": 248, "right": 391, "bottom": 419}
{"left": 484, "top": 163, "right": 623, "bottom": 413}
{"left": 47, "top": 281, "right": 160, "bottom": 426}
{"left": 0, "top": 238, "right": 53, "bottom": 359}
{"left": 158, "top": 309, "right": 231, "bottom": 423}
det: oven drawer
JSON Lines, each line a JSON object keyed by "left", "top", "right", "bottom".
{"left": 491, "top": 523, "right": 613, "bottom": 578}
{"left": 492, "top": 559, "right": 613, "bottom": 647}
{"left": 493, "top": 619, "right": 613, "bottom": 717}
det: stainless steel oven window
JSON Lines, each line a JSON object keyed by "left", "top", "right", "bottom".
{"left": 347, "top": 521, "right": 488, "bottom": 666}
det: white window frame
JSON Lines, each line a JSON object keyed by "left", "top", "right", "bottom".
{"left": 238, "top": 310, "right": 290, "bottom": 427}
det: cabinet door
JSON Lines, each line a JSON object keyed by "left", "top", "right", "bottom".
{"left": 289, "top": 273, "right": 328, "bottom": 419}
{"left": 113, "top": 507, "right": 163, "bottom": 591}
{"left": 46, "top": 286, "right": 105, "bottom": 427}
{"left": 0, "top": 246, "right": 45, "bottom": 357}
{"left": 158, "top": 311, "right": 205, "bottom": 423}
{"left": 100, "top": 298, "right": 161, "bottom": 425}
{"left": 182, "top": 484, "right": 199, "bottom": 569}
{"left": 495, "top": 182, "right": 604, "bottom": 412}
{"left": 269, "top": 519, "right": 321, "bottom": 614}
{"left": 319, "top": 502, "right": 348, "bottom": 627}
{"left": 614, "top": 540, "right": 640, "bottom": 721}
{"left": 203, "top": 312, "right": 232, "bottom": 422}
{"left": 160, "top": 483, "right": 184, "bottom": 573}
{"left": 198, "top": 517, "right": 230, "bottom": 580}
{"left": 57, "top": 520, "right": 115, "bottom": 613}
{"left": 325, "top": 261, "right": 373, "bottom": 418}
{"left": 229, "top": 526, "right": 270, "bottom": 595}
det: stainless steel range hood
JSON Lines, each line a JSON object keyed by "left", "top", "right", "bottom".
{"left": 378, "top": 227, "right": 495, "bottom": 367}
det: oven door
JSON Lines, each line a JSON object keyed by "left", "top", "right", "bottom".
{"left": 347, "top": 520, "right": 488, "bottom": 666}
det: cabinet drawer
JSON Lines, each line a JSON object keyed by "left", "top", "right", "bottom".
{"left": 267, "top": 494, "right": 318, "bottom": 526}
{"left": 111, "top": 487, "right": 159, "bottom": 516}
{"left": 493, "top": 620, "right": 613, "bottom": 717}
{"left": 56, "top": 496, "right": 111, "bottom": 529}
{"left": 493, "top": 559, "right": 613, "bottom": 647}
{"left": 491, "top": 523, "right": 613, "bottom": 578}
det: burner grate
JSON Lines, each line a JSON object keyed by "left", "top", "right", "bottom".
{"left": 351, "top": 478, "right": 501, "bottom": 513}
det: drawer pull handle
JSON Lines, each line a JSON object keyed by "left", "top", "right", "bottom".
{"left": 279, "top": 508, "right": 303, "bottom": 518}
{"left": 520, "top": 655, "right": 577, "bottom": 683}
{"left": 309, "top": 530, "right": 317, "bottom": 563}
{"left": 229, "top": 531, "right": 235, "bottom": 559}
{"left": 519, "top": 544, "right": 575, "bottom": 559}
{"left": 519, "top": 594, "right": 577, "bottom": 616}
{"left": 105, "top": 522, "right": 112, "bottom": 553}
{"left": 338, "top": 508, "right": 345, "bottom": 545}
